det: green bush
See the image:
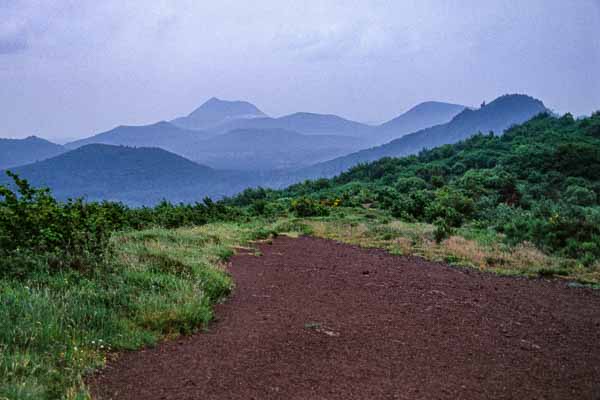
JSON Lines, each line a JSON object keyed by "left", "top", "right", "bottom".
{"left": 290, "top": 197, "right": 329, "bottom": 217}
{"left": 0, "top": 173, "right": 116, "bottom": 277}
{"left": 433, "top": 218, "right": 454, "bottom": 244}
{"left": 425, "top": 188, "right": 474, "bottom": 227}
{"left": 564, "top": 185, "right": 597, "bottom": 206}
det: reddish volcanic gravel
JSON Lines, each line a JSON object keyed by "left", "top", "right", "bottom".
{"left": 89, "top": 236, "right": 600, "bottom": 399}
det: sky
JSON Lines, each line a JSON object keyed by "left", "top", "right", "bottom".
{"left": 1, "top": 0, "right": 599, "bottom": 141}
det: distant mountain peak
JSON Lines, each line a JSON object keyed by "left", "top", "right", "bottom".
{"left": 302, "top": 93, "right": 548, "bottom": 179}
{"left": 189, "top": 97, "right": 265, "bottom": 117}
{"left": 486, "top": 93, "right": 546, "bottom": 108}
{"left": 374, "top": 101, "right": 467, "bottom": 144}
{"left": 171, "top": 97, "right": 267, "bottom": 131}
{"left": 0, "top": 135, "right": 66, "bottom": 170}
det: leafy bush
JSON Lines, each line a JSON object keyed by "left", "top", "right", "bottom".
{"left": 564, "top": 185, "right": 597, "bottom": 206}
{"left": 0, "top": 173, "right": 244, "bottom": 279}
{"left": 433, "top": 218, "right": 454, "bottom": 244}
{"left": 0, "top": 173, "right": 117, "bottom": 277}
{"left": 290, "top": 197, "right": 329, "bottom": 217}
{"left": 424, "top": 188, "right": 474, "bottom": 227}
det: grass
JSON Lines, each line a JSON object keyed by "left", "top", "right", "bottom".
{"left": 2, "top": 209, "right": 598, "bottom": 399}
{"left": 300, "top": 207, "right": 600, "bottom": 285}
{"left": 0, "top": 219, "right": 307, "bottom": 400}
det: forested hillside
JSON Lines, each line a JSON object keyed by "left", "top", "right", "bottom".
{"left": 234, "top": 112, "right": 600, "bottom": 262}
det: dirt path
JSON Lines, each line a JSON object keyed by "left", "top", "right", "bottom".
{"left": 90, "top": 236, "right": 600, "bottom": 399}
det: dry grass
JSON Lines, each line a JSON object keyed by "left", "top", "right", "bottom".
{"left": 304, "top": 215, "right": 599, "bottom": 285}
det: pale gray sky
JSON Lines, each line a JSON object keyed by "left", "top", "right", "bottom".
{"left": 1, "top": 0, "right": 599, "bottom": 141}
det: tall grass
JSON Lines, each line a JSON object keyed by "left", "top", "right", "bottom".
{"left": 2, "top": 207, "right": 596, "bottom": 399}
{"left": 0, "top": 220, "right": 301, "bottom": 399}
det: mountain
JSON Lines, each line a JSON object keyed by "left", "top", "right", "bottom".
{"left": 211, "top": 112, "right": 375, "bottom": 138}
{"left": 65, "top": 121, "right": 210, "bottom": 152}
{"left": 186, "top": 128, "right": 366, "bottom": 170}
{"left": 65, "top": 121, "right": 364, "bottom": 171}
{"left": 300, "top": 94, "right": 548, "bottom": 178}
{"left": 0, "top": 144, "right": 252, "bottom": 206}
{"left": 171, "top": 97, "right": 267, "bottom": 130}
{"left": 374, "top": 101, "right": 467, "bottom": 144}
{"left": 0, "top": 136, "right": 66, "bottom": 169}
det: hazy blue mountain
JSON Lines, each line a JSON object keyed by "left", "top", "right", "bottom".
{"left": 171, "top": 97, "right": 267, "bottom": 130}
{"left": 187, "top": 128, "right": 367, "bottom": 170}
{"left": 211, "top": 112, "right": 375, "bottom": 138}
{"left": 65, "top": 119, "right": 365, "bottom": 171}
{"left": 0, "top": 136, "right": 66, "bottom": 169}
{"left": 374, "top": 101, "right": 466, "bottom": 144}
{"left": 0, "top": 144, "right": 253, "bottom": 206}
{"left": 299, "top": 94, "right": 548, "bottom": 178}
{"left": 65, "top": 121, "right": 211, "bottom": 153}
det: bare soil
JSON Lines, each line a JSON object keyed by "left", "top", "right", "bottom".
{"left": 89, "top": 236, "right": 600, "bottom": 399}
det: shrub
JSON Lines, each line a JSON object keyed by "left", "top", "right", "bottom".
{"left": 433, "top": 218, "right": 453, "bottom": 244}
{"left": 564, "top": 185, "right": 597, "bottom": 206}
{"left": 424, "top": 187, "right": 474, "bottom": 227}
{"left": 290, "top": 197, "right": 329, "bottom": 217}
{"left": 0, "top": 173, "right": 116, "bottom": 277}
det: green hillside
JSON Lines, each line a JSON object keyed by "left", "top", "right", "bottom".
{"left": 236, "top": 112, "right": 600, "bottom": 262}
{"left": 1, "top": 111, "right": 599, "bottom": 399}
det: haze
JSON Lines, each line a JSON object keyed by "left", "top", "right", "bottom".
{"left": 1, "top": 0, "right": 599, "bottom": 141}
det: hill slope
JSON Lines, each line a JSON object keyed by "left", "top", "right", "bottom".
{"left": 0, "top": 136, "right": 66, "bottom": 169}
{"left": 253, "top": 111, "right": 600, "bottom": 260}
{"left": 374, "top": 101, "right": 466, "bottom": 144}
{"left": 0, "top": 144, "right": 251, "bottom": 205}
{"left": 171, "top": 97, "right": 267, "bottom": 130}
{"left": 65, "top": 121, "right": 210, "bottom": 152}
{"left": 211, "top": 112, "right": 375, "bottom": 138}
{"left": 188, "top": 128, "right": 366, "bottom": 170}
{"left": 301, "top": 94, "right": 547, "bottom": 178}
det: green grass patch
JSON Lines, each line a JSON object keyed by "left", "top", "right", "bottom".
{"left": 0, "top": 220, "right": 309, "bottom": 399}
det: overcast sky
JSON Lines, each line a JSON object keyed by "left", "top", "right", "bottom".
{"left": 1, "top": 0, "right": 599, "bottom": 141}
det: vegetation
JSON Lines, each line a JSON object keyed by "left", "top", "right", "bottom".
{"left": 1, "top": 111, "right": 599, "bottom": 398}
{"left": 251, "top": 112, "right": 600, "bottom": 264}
{"left": 0, "top": 173, "right": 257, "bottom": 399}
{"left": 0, "top": 181, "right": 310, "bottom": 399}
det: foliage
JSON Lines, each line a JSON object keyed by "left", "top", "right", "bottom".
{"left": 242, "top": 112, "right": 600, "bottom": 262}
{"left": 290, "top": 197, "right": 330, "bottom": 217}
{"left": 0, "top": 216, "right": 311, "bottom": 399}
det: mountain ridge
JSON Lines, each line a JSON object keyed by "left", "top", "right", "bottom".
{"left": 171, "top": 97, "right": 267, "bottom": 130}
{"left": 298, "top": 94, "right": 548, "bottom": 179}
{"left": 374, "top": 101, "right": 467, "bottom": 144}
{"left": 0, "top": 136, "right": 66, "bottom": 169}
{"left": 188, "top": 128, "right": 366, "bottom": 170}
{"left": 0, "top": 144, "right": 251, "bottom": 206}
{"left": 64, "top": 121, "right": 211, "bottom": 152}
